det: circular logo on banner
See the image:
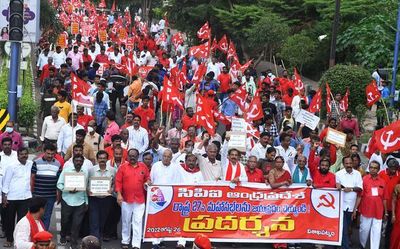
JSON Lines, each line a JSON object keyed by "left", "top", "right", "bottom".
{"left": 148, "top": 186, "right": 173, "bottom": 215}
{"left": 310, "top": 189, "right": 340, "bottom": 218}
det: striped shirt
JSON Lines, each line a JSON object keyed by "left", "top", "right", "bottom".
{"left": 32, "top": 158, "right": 62, "bottom": 198}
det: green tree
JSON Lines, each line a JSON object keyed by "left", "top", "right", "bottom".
{"left": 40, "top": 0, "right": 63, "bottom": 44}
{"left": 279, "top": 33, "right": 316, "bottom": 71}
{"left": 319, "top": 64, "right": 371, "bottom": 113}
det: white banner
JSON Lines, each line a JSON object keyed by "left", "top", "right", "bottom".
{"left": 0, "top": 0, "right": 40, "bottom": 43}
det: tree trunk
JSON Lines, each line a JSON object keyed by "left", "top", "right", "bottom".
{"left": 254, "top": 46, "right": 266, "bottom": 67}
{"left": 240, "top": 42, "right": 250, "bottom": 61}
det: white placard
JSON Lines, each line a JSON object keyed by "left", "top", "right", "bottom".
{"left": 17, "top": 85, "right": 22, "bottom": 98}
{"left": 231, "top": 117, "right": 246, "bottom": 132}
{"left": 295, "top": 109, "right": 320, "bottom": 130}
{"left": 326, "top": 128, "right": 347, "bottom": 148}
{"left": 90, "top": 177, "right": 111, "bottom": 196}
{"left": 64, "top": 172, "right": 86, "bottom": 191}
{"left": 228, "top": 131, "right": 247, "bottom": 152}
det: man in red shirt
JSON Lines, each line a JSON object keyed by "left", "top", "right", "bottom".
{"left": 76, "top": 105, "right": 94, "bottom": 130}
{"left": 104, "top": 134, "right": 128, "bottom": 163}
{"left": 120, "top": 112, "right": 134, "bottom": 130}
{"left": 339, "top": 110, "right": 360, "bottom": 139}
{"left": 379, "top": 158, "right": 399, "bottom": 246}
{"left": 282, "top": 88, "right": 294, "bottom": 106}
{"left": 355, "top": 160, "right": 386, "bottom": 249}
{"left": 181, "top": 107, "right": 196, "bottom": 131}
{"left": 308, "top": 145, "right": 336, "bottom": 188}
{"left": 217, "top": 66, "right": 231, "bottom": 102}
{"left": 246, "top": 156, "right": 264, "bottom": 183}
{"left": 115, "top": 149, "right": 150, "bottom": 249}
{"left": 94, "top": 47, "right": 109, "bottom": 64}
{"left": 81, "top": 48, "right": 93, "bottom": 70}
{"left": 134, "top": 96, "right": 155, "bottom": 130}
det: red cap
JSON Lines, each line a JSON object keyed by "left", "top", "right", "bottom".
{"left": 33, "top": 231, "right": 53, "bottom": 242}
{"left": 207, "top": 90, "right": 215, "bottom": 96}
{"left": 194, "top": 234, "right": 211, "bottom": 249}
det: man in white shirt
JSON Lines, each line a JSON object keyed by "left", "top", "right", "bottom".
{"left": 250, "top": 132, "right": 271, "bottom": 160}
{"left": 37, "top": 48, "right": 50, "bottom": 72}
{"left": 52, "top": 46, "right": 67, "bottom": 69}
{"left": 275, "top": 133, "right": 297, "bottom": 174}
{"left": 150, "top": 149, "right": 181, "bottom": 185}
{"left": 335, "top": 156, "right": 363, "bottom": 249}
{"left": 108, "top": 48, "right": 122, "bottom": 64}
{"left": 57, "top": 115, "right": 84, "bottom": 156}
{"left": 139, "top": 48, "right": 151, "bottom": 66}
{"left": 206, "top": 57, "right": 221, "bottom": 79}
{"left": 193, "top": 137, "right": 222, "bottom": 182}
{"left": 221, "top": 136, "right": 248, "bottom": 183}
{"left": 2, "top": 148, "right": 33, "bottom": 246}
{"left": 127, "top": 115, "right": 149, "bottom": 155}
{"left": 13, "top": 197, "right": 49, "bottom": 249}
{"left": 40, "top": 106, "right": 66, "bottom": 145}
{"left": 88, "top": 45, "right": 98, "bottom": 66}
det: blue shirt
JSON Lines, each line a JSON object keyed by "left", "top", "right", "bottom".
{"left": 381, "top": 86, "right": 390, "bottom": 99}
{"left": 94, "top": 100, "right": 108, "bottom": 126}
{"left": 199, "top": 80, "right": 218, "bottom": 92}
{"left": 221, "top": 98, "right": 238, "bottom": 116}
{"left": 57, "top": 165, "right": 89, "bottom": 206}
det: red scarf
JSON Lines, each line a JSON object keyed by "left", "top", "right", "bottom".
{"left": 225, "top": 161, "right": 241, "bottom": 181}
{"left": 181, "top": 164, "right": 200, "bottom": 173}
{"left": 26, "top": 212, "right": 44, "bottom": 241}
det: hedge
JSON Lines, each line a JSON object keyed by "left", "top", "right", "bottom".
{"left": 0, "top": 58, "right": 38, "bottom": 133}
{"left": 319, "top": 64, "right": 371, "bottom": 116}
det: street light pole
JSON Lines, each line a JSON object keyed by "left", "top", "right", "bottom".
{"left": 329, "top": 0, "right": 340, "bottom": 68}
{"left": 390, "top": 1, "right": 400, "bottom": 109}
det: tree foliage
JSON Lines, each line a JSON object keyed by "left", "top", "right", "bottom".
{"left": 40, "top": 0, "right": 63, "bottom": 44}
{"left": 319, "top": 64, "right": 371, "bottom": 113}
{"left": 279, "top": 33, "right": 316, "bottom": 71}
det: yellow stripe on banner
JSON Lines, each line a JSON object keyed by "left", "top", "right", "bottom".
{"left": 0, "top": 109, "right": 10, "bottom": 131}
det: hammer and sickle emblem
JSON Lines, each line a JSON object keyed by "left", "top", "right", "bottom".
{"left": 367, "top": 92, "right": 376, "bottom": 103}
{"left": 317, "top": 193, "right": 335, "bottom": 209}
{"left": 380, "top": 130, "right": 400, "bottom": 151}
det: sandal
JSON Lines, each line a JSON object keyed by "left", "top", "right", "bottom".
{"left": 121, "top": 244, "right": 129, "bottom": 249}
{"left": 3, "top": 241, "right": 12, "bottom": 247}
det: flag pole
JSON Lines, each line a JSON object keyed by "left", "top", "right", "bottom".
{"left": 273, "top": 56, "right": 278, "bottom": 76}
{"left": 281, "top": 59, "right": 286, "bottom": 70}
{"left": 160, "top": 100, "right": 164, "bottom": 126}
{"left": 380, "top": 98, "right": 390, "bottom": 125}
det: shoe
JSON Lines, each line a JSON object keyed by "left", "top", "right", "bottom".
{"left": 152, "top": 245, "right": 161, "bottom": 249}
{"left": 176, "top": 245, "right": 185, "bottom": 249}
{"left": 103, "top": 237, "right": 110, "bottom": 242}
{"left": 59, "top": 237, "right": 67, "bottom": 246}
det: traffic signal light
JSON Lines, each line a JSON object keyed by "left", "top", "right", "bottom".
{"left": 9, "top": 0, "right": 24, "bottom": 41}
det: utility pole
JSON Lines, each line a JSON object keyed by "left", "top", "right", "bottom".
{"left": 390, "top": 1, "right": 400, "bottom": 110}
{"left": 329, "top": 0, "right": 340, "bottom": 68}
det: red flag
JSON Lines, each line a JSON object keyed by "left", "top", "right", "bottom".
{"left": 293, "top": 67, "right": 304, "bottom": 92}
{"left": 197, "top": 22, "right": 211, "bottom": 40}
{"left": 218, "top": 35, "right": 228, "bottom": 54}
{"left": 240, "top": 59, "right": 253, "bottom": 74}
{"left": 71, "top": 73, "right": 93, "bottom": 107}
{"left": 156, "top": 32, "right": 167, "bottom": 45}
{"left": 374, "top": 120, "right": 400, "bottom": 153}
{"left": 161, "top": 77, "right": 184, "bottom": 110}
{"left": 213, "top": 110, "right": 231, "bottom": 125}
{"left": 326, "top": 82, "right": 332, "bottom": 113}
{"left": 339, "top": 88, "right": 349, "bottom": 112}
{"left": 196, "top": 94, "right": 215, "bottom": 135}
{"left": 110, "top": 0, "right": 116, "bottom": 12}
{"left": 189, "top": 41, "right": 210, "bottom": 59}
{"left": 172, "top": 32, "right": 184, "bottom": 48}
{"left": 364, "top": 131, "right": 377, "bottom": 158}
{"left": 244, "top": 92, "right": 263, "bottom": 121}
{"left": 98, "top": 0, "right": 106, "bottom": 8}
{"left": 211, "top": 37, "right": 218, "bottom": 52}
{"left": 365, "top": 80, "right": 381, "bottom": 107}
{"left": 308, "top": 88, "right": 322, "bottom": 113}
{"left": 230, "top": 84, "right": 248, "bottom": 112}
{"left": 177, "top": 61, "right": 189, "bottom": 90}
{"left": 138, "top": 66, "right": 153, "bottom": 79}
{"left": 227, "top": 41, "right": 236, "bottom": 59}
{"left": 192, "top": 63, "right": 207, "bottom": 86}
